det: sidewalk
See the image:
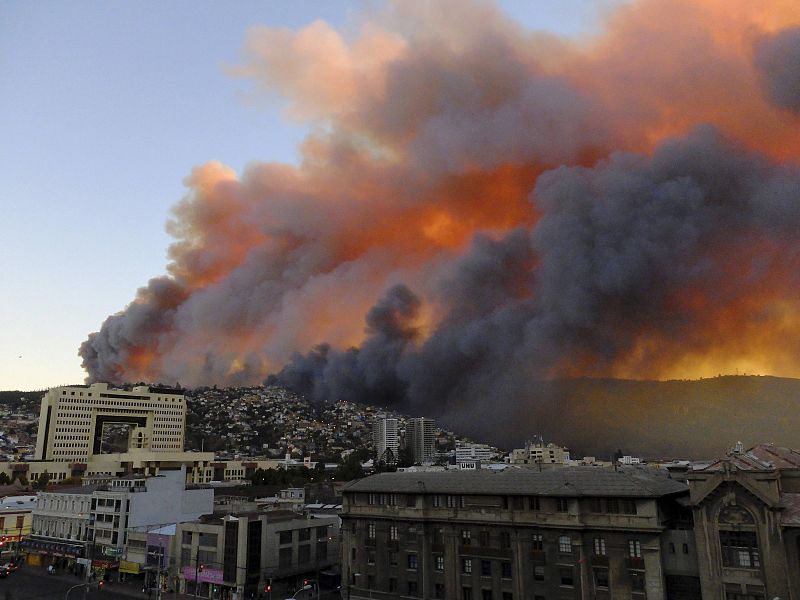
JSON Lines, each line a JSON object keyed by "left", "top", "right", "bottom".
{"left": 25, "top": 564, "right": 198, "bottom": 600}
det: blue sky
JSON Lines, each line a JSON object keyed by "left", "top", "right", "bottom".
{"left": 0, "top": 1, "right": 623, "bottom": 391}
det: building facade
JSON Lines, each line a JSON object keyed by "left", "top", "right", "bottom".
{"left": 35, "top": 383, "right": 187, "bottom": 462}
{"left": 406, "top": 418, "right": 435, "bottom": 465}
{"left": 373, "top": 418, "right": 399, "bottom": 464}
{"left": 686, "top": 443, "right": 800, "bottom": 600}
{"left": 341, "top": 468, "right": 695, "bottom": 600}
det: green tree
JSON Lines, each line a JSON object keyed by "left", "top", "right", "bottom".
{"left": 335, "top": 450, "right": 367, "bottom": 481}
{"left": 0, "top": 472, "right": 10, "bottom": 485}
{"left": 34, "top": 470, "right": 50, "bottom": 490}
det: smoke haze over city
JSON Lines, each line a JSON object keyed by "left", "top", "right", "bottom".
{"left": 78, "top": 0, "right": 800, "bottom": 448}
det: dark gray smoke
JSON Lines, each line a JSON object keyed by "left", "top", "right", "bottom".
{"left": 271, "top": 127, "right": 800, "bottom": 436}
{"left": 754, "top": 26, "right": 800, "bottom": 112}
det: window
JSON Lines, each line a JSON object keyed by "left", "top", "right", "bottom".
{"left": 668, "top": 542, "right": 675, "bottom": 554}
{"left": 593, "top": 537, "right": 606, "bottom": 556}
{"left": 433, "top": 495, "right": 442, "bottom": 508}
{"left": 433, "top": 528, "right": 445, "bottom": 544}
{"left": 481, "top": 560, "right": 491, "bottom": 576}
{"left": 279, "top": 530, "right": 293, "bottom": 545}
{"left": 559, "top": 567, "right": 574, "bottom": 586}
{"left": 317, "top": 526, "right": 329, "bottom": 539}
{"left": 367, "top": 574, "right": 375, "bottom": 589}
{"left": 435, "top": 583, "right": 445, "bottom": 599}
{"left": 368, "top": 493, "right": 377, "bottom": 505}
{"left": 500, "top": 531, "right": 511, "bottom": 549}
{"left": 719, "top": 530, "right": 760, "bottom": 568}
{"left": 299, "top": 528, "right": 311, "bottom": 542}
{"left": 594, "top": 568, "right": 609, "bottom": 588}
{"left": 389, "top": 551, "right": 398, "bottom": 566}
{"left": 462, "top": 588, "right": 473, "bottom": 600}
{"left": 533, "top": 565, "right": 545, "bottom": 581}
{"left": 511, "top": 496, "right": 524, "bottom": 510}
{"left": 501, "top": 561, "right": 512, "bottom": 579}
{"left": 462, "top": 558, "right": 473, "bottom": 574}
{"left": 435, "top": 554, "right": 445, "bottom": 571}
{"left": 408, "top": 581, "right": 418, "bottom": 597}
{"left": 351, "top": 547, "right": 356, "bottom": 560}
{"left": 502, "top": 593, "right": 513, "bottom": 600}
{"left": 628, "top": 539, "right": 642, "bottom": 558}
{"left": 479, "top": 530, "right": 490, "bottom": 546}
{"left": 368, "top": 523, "right": 376, "bottom": 539}
{"left": 461, "top": 530, "right": 472, "bottom": 545}
{"left": 532, "top": 534, "right": 543, "bottom": 551}
{"left": 181, "top": 531, "right": 193, "bottom": 545}
{"left": 389, "top": 578, "right": 398, "bottom": 592}
{"left": 279, "top": 547, "right": 292, "bottom": 568}
{"left": 556, "top": 498, "right": 570, "bottom": 512}
{"left": 390, "top": 525, "right": 399, "bottom": 541}
{"left": 406, "top": 495, "right": 416, "bottom": 507}
{"left": 447, "top": 495, "right": 459, "bottom": 508}
{"left": 620, "top": 499, "right": 637, "bottom": 515}
{"left": 529, "top": 496, "right": 541, "bottom": 511}
{"left": 482, "top": 590, "right": 493, "bottom": 600}
{"left": 558, "top": 536, "right": 571, "bottom": 553}
{"left": 299, "top": 545, "right": 311, "bottom": 564}
{"left": 589, "top": 497, "right": 602, "bottom": 513}
{"left": 367, "top": 550, "right": 375, "bottom": 565}
{"left": 682, "top": 543, "right": 689, "bottom": 555}
{"left": 606, "top": 498, "right": 619, "bottom": 514}
{"left": 408, "top": 553, "right": 418, "bottom": 570}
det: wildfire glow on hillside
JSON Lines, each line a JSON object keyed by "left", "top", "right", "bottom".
{"left": 81, "top": 0, "right": 800, "bottom": 433}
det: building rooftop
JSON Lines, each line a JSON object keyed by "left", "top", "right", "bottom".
{"left": 344, "top": 467, "right": 688, "bottom": 498}
{"left": 698, "top": 443, "right": 800, "bottom": 472}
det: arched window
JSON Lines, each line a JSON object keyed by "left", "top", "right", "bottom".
{"left": 718, "top": 505, "right": 760, "bottom": 569}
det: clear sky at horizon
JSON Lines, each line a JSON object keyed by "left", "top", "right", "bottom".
{"left": 1, "top": 0, "right": 625, "bottom": 391}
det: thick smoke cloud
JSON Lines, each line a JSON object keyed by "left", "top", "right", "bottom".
{"left": 273, "top": 128, "right": 800, "bottom": 416}
{"left": 754, "top": 26, "right": 800, "bottom": 113}
{"left": 81, "top": 0, "right": 800, "bottom": 449}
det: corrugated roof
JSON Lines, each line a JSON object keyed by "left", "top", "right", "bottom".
{"left": 344, "top": 467, "right": 687, "bottom": 498}
{"left": 698, "top": 444, "right": 800, "bottom": 472}
{"left": 779, "top": 493, "right": 800, "bottom": 526}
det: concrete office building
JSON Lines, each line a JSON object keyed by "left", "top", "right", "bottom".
{"left": 406, "top": 418, "right": 435, "bottom": 465}
{"left": 35, "top": 383, "right": 187, "bottom": 461}
{"left": 373, "top": 418, "right": 399, "bottom": 464}
{"left": 175, "top": 510, "right": 339, "bottom": 598}
{"left": 341, "top": 468, "right": 694, "bottom": 600}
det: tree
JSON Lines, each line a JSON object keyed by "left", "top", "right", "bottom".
{"left": 0, "top": 472, "right": 10, "bottom": 485}
{"left": 34, "top": 470, "right": 50, "bottom": 490}
{"left": 397, "top": 446, "right": 415, "bottom": 469}
{"left": 335, "top": 451, "right": 366, "bottom": 481}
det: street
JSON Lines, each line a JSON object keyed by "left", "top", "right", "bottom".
{"left": 0, "top": 566, "right": 158, "bottom": 600}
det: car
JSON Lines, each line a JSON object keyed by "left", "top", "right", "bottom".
{"left": 0, "top": 567, "right": 9, "bottom": 578}
{"left": 0, "top": 562, "right": 18, "bottom": 572}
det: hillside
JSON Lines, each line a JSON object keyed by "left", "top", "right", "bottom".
{"left": 444, "top": 375, "right": 800, "bottom": 459}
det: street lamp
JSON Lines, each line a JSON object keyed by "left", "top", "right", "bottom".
{"left": 288, "top": 583, "right": 312, "bottom": 599}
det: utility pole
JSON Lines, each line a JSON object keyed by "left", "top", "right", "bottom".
{"left": 83, "top": 541, "right": 93, "bottom": 600}
{"left": 194, "top": 548, "right": 200, "bottom": 598}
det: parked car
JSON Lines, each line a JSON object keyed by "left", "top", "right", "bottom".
{"left": 0, "top": 562, "right": 18, "bottom": 572}
{"left": 0, "top": 567, "right": 9, "bottom": 578}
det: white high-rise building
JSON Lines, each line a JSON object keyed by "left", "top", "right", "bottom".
{"left": 35, "top": 383, "right": 186, "bottom": 462}
{"left": 407, "top": 417, "right": 436, "bottom": 464}
{"left": 373, "top": 417, "right": 399, "bottom": 463}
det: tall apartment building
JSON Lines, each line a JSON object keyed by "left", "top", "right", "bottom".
{"left": 341, "top": 468, "right": 694, "bottom": 600}
{"left": 406, "top": 417, "right": 435, "bottom": 464}
{"left": 35, "top": 383, "right": 187, "bottom": 461}
{"left": 508, "top": 439, "right": 570, "bottom": 466}
{"left": 373, "top": 417, "right": 399, "bottom": 463}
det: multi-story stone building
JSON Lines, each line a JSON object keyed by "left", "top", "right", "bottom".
{"left": 507, "top": 439, "right": 571, "bottom": 466}
{"left": 686, "top": 442, "right": 800, "bottom": 600}
{"left": 341, "top": 468, "right": 694, "bottom": 600}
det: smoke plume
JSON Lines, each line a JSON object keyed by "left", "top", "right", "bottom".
{"left": 81, "top": 0, "right": 800, "bottom": 449}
